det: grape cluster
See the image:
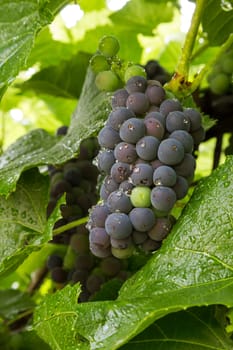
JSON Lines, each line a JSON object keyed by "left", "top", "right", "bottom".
{"left": 87, "top": 75, "right": 205, "bottom": 259}
{"left": 207, "top": 47, "right": 233, "bottom": 95}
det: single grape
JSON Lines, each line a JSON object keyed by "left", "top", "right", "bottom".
{"left": 145, "top": 111, "right": 166, "bottom": 127}
{"left": 125, "top": 75, "right": 147, "bottom": 93}
{"left": 86, "top": 273, "right": 105, "bottom": 294}
{"left": 144, "top": 116, "right": 165, "bottom": 139}
{"left": 107, "top": 190, "right": 133, "bottom": 213}
{"left": 50, "top": 267, "right": 67, "bottom": 284}
{"left": 157, "top": 138, "right": 185, "bottom": 165}
{"left": 148, "top": 216, "right": 173, "bottom": 241}
{"left": 110, "top": 162, "right": 131, "bottom": 183}
{"left": 95, "top": 70, "right": 119, "bottom": 92}
{"left": 71, "top": 269, "right": 88, "bottom": 285}
{"left": 126, "top": 92, "right": 150, "bottom": 115}
{"left": 111, "top": 244, "right": 135, "bottom": 259}
{"left": 191, "top": 126, "right": 205, "bottom": 146}
{"left": 105, "top": 212, "right": 132, "bottom": 239}
{"left": 136, "top": 135, "right": 160, "bottom": 161}
{"left": 75, "top": 253, "right": 95, "bottom": 271}
{"left": 98, "top": 125, "right": 121, "bottom": 149}
{"left": 98, "top": 35, "right": 120, "bottom": 57}
{"left": 88, "top": 203, "right": 110, "bottom": 228}
{"left": 169, "top": 130, "right": 194, "bottom": 153}
{"left": 90, "top": 53, "right": 110, "bottom": 73}
{"left": 90, "top": 242, "right": 112, "bottom": 258}
{"left": 142, "top": 239, "right": 161, "bottom": 252}
{"left": 166, "top": 111, "right": 191, "bottom": 133}
{"left": 132, "top": 230, "right": 148, "bottom": 244}
{"left": 174, "top": 153, "right": 196, "bottom": 178}
{"left": 183, "top": 108, "right": 202, "bottom": 132}
{"left": 119, "top": 180, "right": 134, "bottom": 195}
{"left": 100, "top": 256, "right": 122, "bottom": 277}
{"left": 111, "top": 89, "right": 129, "bottom": 109}
{"left": 97, "top": 149, "right": 115, "bottom": 174}
{"left": 151, "top": 186, "right": 176, "bottom": 212}
{"left": 110, "top": 235, "right": 133, "bottom": 249}
{"left": 129, "top": 207, "right": 156, "bottom": 232}
{"left": 107, "top": 107, "right": 135, "bottom": 130}
{"left": 119, "top": 117, "right": 146, "bottom": 144}
{"left": 63, "top": 163, "right": 82, "bottom": 186}
{"left": 130, "top": 186, "right": 151, "bottom": 207}
{"left": 50, "top": 179, "right": 72, "bottom": 198}
{"left": 153, "top": 165, "right": 177, "bottom": 187}
{"left": 145, "top": 82, "right": 166, "bottom": 105}
{"left": 130, "top": 163, "right": 153, "bottom": 186}
{"left": 124, "top": 65, "right": 147, "bottom": 82}
{"left": 172, "top": 175, "right": 189, "bottom": 199}
{"left": 47, "top": 255, "right": 63, "bottom": 270}
{"left": 114, "top": 142, "right": 137, "bottom": 163}
{"left": 99, "top": 175, "right": 119, "bottom": 200}
{"left": 89, "top": 227, "right": 110, "bottom": 248}
{"left": 159, "top": 98, "right": 183, "bottom": 116}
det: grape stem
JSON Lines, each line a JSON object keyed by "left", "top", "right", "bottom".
{"left": 53, "top": 216, "right": 88, "bottom": 235}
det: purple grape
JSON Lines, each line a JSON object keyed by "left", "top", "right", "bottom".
{"left": 184, "top": 108, "right": 202, "bottom": 132}
{"left": 88, "top": 204, "right": 110, "bottom": 227}
{"left": 89, "top": 227, "right": 110, "bottom": 248}
{"left": 110, "top": 162, "right": 131, "bottom": 183}
{"left": 150, "top": 159, "right": 164, "bottom": 170}
{"left": 157, "top": 138, "right": 185, "bottom": 165}
{"left": 129, "top": 207, "right": 156, "bottom": 232}
{"left": 100, "top": 177, "right": 119, "bottom": 200}
{"left": 136, "top": 136, "right": 160, "bottom": 161}
{"left": 132, "top": 230, "right": 148, "bottom": 244}
{"left": 151, "top": 186, "right": 177, "bottom": 212}
{"left": 107, "top": 107, "right": 135, "bottom": 131}
{"left": 148, "top": 216, "right": 174, "bottom": 241}
{"left": 169, "top": 130, "right": 194, "bottom": 153}
{"left": 119, "top": 180, "right": 134, "bottom": 194}
{"left": 144, "top": 116, "right": 165, "bottom": 139}
{"left": 97, "top": 149, "right": 115, "bottom": 174}
{"left": 191, "top": 126, "right": 205, "bottom": 146}
{"left": 98, "top": 125, "right": 121, "bottom": 149}
{"left": 105, "top": 212, "right": 132, "bottom": 239}
{"left": 174, "top": 153, "right": 196, "bottom": 178}
{"left": 153, "top": 165, "right": 177, "bottom": 187}
{"left": 114, "top": 142, "right": 137, "bottom": 163}
{"left": 125, "top": 75, "right": 147, "bottom": 93}
{"left": 126, "top": 92, "right": 150, "bottom": 115}
{"left": 111, "top": 88, "right": 129, "bottom": 109}
{"left": 172, "top": 175, "right": 189, "bottom": 199}
{"left": 159, "top": 98, "right": 183, "bottom": 116}
{"left": 107, "top": 190, "right": 133, "bottom": 213}
{"left": 130, "top": 163, "right": 153, "bottom": 186}
{"left": 142, "top": 239, "right": 161, "bottom": 252}
{"left": 145, "top": 111, "right": 166, "bottom": 127}
{"left": 119, "top": 118, "right": 146, "bottom": 144}
{"left": 166, "top": 111, "right": 191, "bottom": 133}
{"left": 90, "top": 242, "right": 112, "bottom": 258}
{"left": 145, "top": 82, "right": 166, "bottom": 105}
{"left": 110, "top": 235, "right": 133, "bottom": 249}
{"left": 50, "top": 267, "right": 68, "bottom": 284}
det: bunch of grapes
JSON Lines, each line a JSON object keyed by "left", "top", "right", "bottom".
{"left": 207, "top": 47, "right": 233, "bottom": 95}
{"left": 87, "top": 74, "right": 205, "bottom": 260}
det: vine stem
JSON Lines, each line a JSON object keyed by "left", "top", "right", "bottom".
{"left": 176, "top": 0, "right": 205, "bottom": 78}
{"left": 53, "top": 216, "right": 88, "bottom": 235}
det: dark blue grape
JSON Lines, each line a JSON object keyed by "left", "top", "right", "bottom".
{"left": 148, "top": 216, "right": 174, "bottom": 241}
{"left": 119, "top": 180, "right": 134, "bottom": 194}
{"left": 126, "top": 92, "right": 150, "bottom": 115}
{"left": 111, "top": 88, "right": 129, "bottom": 109}
{"left": 98, "top": 125, "right": 121, "bottom": 149}
{"left": 184, "top": 108, "right": 202, "bottom": 132}
{"left": 119, "top": 118, "right": 146, "bottom": 144}
{"left": 50, "top": 267, "right": 67, "bottom": 283}
{"left": 151, "top": 186, "right": 176, "bottom": 212}
{"left": 145, "top": 82, "right": 166, "bottom": 105}
{"left": 107, "top": 107, "right": 135, "bottom": 130}
{"left": 110, "top": 235, "right": 133, "bottom": 249}
{"left": 114, "top": 142, "right": 137, "bottom": 163}
{"left": 105, "top": 212, "right": 132, "bottom": 239}
{"left": 132, "top": 230, "right": 148, "bottom": 244}
{"left": 142, "top": 239, "right": 161, "bottom": 252}
{"left": 153, "top": 165, "right": 177, "bottom": 187}
{"left": 129, "top": 207, "right": 156, "bottom": 232}
{"left": 97, "top": 149, "right": 115, "bottom": 174}
{"left": 110, "top": 162, "right": 131, "bottom": 183}
{"left": 88, "top": 203, "right": 110, "bottom": 227}
{"left": 47, "top": 255, "right": 63, "bottom": 270}
{"left": 90, "top": 242, "right": 112, "bottom": 258}
{"left": 145, "top": 111, "right": 166, "bottom": 127}
{"left": 99, "top": 175, "right": 119, "bottom": 200}
{"left": 158, "top": 138, "right": 185, "bottom": 165}
{"left": 169, "top": 130, "right": 194, "bottom": 153}
{"left": 136, "top": 136, "right": 160, "bottom": 161}
{"left": 172, "top": 175, "right": 189, "bottom": 199}
{"left": 107, "top": 190, "right": 133, "bottom": 213}
{"left": 150, "top": 159, "right": 164, "bottom": 170}
{"left": 71, "top": 269, "right": 88, "bottom": 285}
{"left": 174, "top": 153, "right": 196, "bottom": 178}
{"left": 159, "top": 98, "right": 183, "bottom": 116}
{"left": 125, "top": 75, "right": 147, "bottom": 93}
{"left": 89, "top": 227, "right": 110, "bottom": 248}
{"left": 166, "top": 111, "right": 191, "bottom": 133}
{"left": 144, "top": 116, "right": 165, "bottom": 139}
{"left": 191, "top": 126, "right": 205, "bottom": 146}
{"left": 50, "top": 179, "right": 72, "bottom": 198}
{"left": 130, "top": 163, "right": 153, "bottom": 186}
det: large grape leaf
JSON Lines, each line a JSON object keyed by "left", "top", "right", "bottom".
{"left": 202, "top": 0, "right": 233, "bottom": 45}
{"left": 0, "top": 168, "right": 59, "bottom": 278}
{"left": 0, "top": 0, "right": 70, "bottom": 98}
{"left": 34, "top": 156, "right": 233, "bottom": 349}
{"left": 0, "top": 68, "right": 110, "bottom": 196}
{"left": 121, "top": 306, "right": 233, "bottom": 349}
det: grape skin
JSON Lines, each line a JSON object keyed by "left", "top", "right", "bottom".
{"left": 119, "top": 180, "right": 134, "bottom": 194}
{"left": 89, "top": 227, "right": 110, "bottom": 248}
{"left": 172, "top": 175, "right": 189, "bottom": 199}
{"left": 174, "top": 153, "right": 196, "bottom": 178}
{"left": 129, "top": 207, "right": 156, "bottom": 232}
{"left": 159, "top": 98, "right": 183, "bottom": 116}
{"left": 153, "top": 165, "right": 177, "bottom": 187}
{"left": 95, "top": 70, "right": 119, "bottom": 92}
{"left": 108, "top": 107, "right": 135, "bottom": 131}
{"left": 151, "top": 186, "right": 177, "bottom": 213}
{"left": 110, "top": 162, "right": 131, "bottom": 183}
{"left": 119, "top": 118, "right": 146, "bottom": 144}
{"left": 111, "top": 89, "right": 129, "bottom": 109}
{"left": 144, "top": 116, "right": 165, "bottom": 139}
{"left": 90, "top": 242, "right": 112, "bottom": 258}
{"left": 145, "top": 111, "right": 166, "bottom": 127}
{"left": 145, "top": 82, "right": 166, "bottom": 105}
{"left": 148, "top": 216, "right": 173, "bottom": 241}
{"left": 126, "top": 92, "right": 150, "bottom": 115}
{"left": 110, "top": 235, "right": 133, "bottom": 249}
{"left": 107, "top": 190, "right": 133, "bottom": 213}
{"left": 105, "top": 212, "right": 133, "bottom": 239}
{"left": 157, "top": 138, "right": 185, "bottom": 165}
{"left": 98, "top": 125, "right": 121, "bottom": 149}
{"left": 98, "top": 35, "right": 120, "bottom": 57}
{"left": 125, "top": 75, "right": 147, "bottom": 94}
{"left": 114, "top": 142, "right": 137, "bottom": 164}
{"left": 111, "top": 245, "right": 135, "bottom": 259}
{"left": 88, "top": 204, "right": 110, "bottom": 228}
{"left": 136, "top": 136, "right": 160, "bottom": 161}
{"left": 166, "top": 111, "right": 191, "bottom": 133}
{"left": 169, "top": 130, "right": 194, "bottom": 153}
{"left": 99, "top": 175, "right": 119, "bottom": 200}
{"left": 97, "top": 149, "right": 115, "bottom": 174}
{"left": 130, "top": 186, "right": 151, "bottom": 208}
{"left": 183, "top": 108, "right": 202, "bottom": 132}
{"left": 130, "top": 163, "right": 153, "bottom": 186}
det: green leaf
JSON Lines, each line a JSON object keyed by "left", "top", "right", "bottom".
{"left": 0, "top": 168, "right": 56, "bottom": 278}
{"left": 202, "top": 0, "right": 233, "bottom": 45}
{"left": 121, "top": 306, "right": 233, "bottom": 349}
{"left": 0, "top": 289, "right": 34, "bottom": 320}
{"left": 35, "top": 156, "right": 233, "bottom": 349}
{"left": 0, "top": 68, "right": 110, "bottom": 197}
{"left": 79, "top": 0, "right": 106, "bottom": 12}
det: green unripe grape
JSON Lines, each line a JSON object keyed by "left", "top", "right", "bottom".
{"left": 98, "top": 35, "right": 120, "bottom": 57}
{"left": 111, "top": 244, "right": 135, "bottom": 259}
{"left": 63, "top": 246, "right": 76, "bottom": 270}
{"left": 221, "top": 56, "right": 233, "bottom": 74}
{"left": 209, "top": 72, "right": 230, "bottom": 95}
{"left": 124, "top": 64, "right": 147, "bottom": 83}
{"left": 130, "top": 186, "right": 151, "bottom": 207}
{"left": 95, "top": 70, "right": 120, "bottom": 91}
{"left": 90, "top": 54, "right": 110, "bottom": 73}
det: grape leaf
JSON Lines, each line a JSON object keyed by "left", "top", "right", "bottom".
{"left": 0, "top": 69, "right": 110, "bottom": 196}
{"left": 0, "top": 168, "right": 58, "bottom": 278}
{"left": 0, "top": 289, "right": 34, "bottom": 320}
{"left": 121, "top": 306, "right": 233, "bottom": 349}
{"left": 34, "top": 156, "right": 233, "bottom": 349}
{"left": 202, "top": 0, "right": 233, "bottom": 45}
